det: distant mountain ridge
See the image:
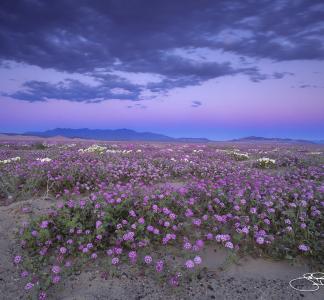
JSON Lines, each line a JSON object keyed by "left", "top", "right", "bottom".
{"left": 24, "top": 128, "right": 210, "bottom": 142}
{"left": 1, "top": 130, "right": 323, "bottom": 144}
{"left": 231, "top": 136, "right": 317, "bottom": 144}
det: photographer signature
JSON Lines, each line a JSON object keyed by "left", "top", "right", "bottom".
{"left": 289, "top": 272, "right": 324, "bottom": 292}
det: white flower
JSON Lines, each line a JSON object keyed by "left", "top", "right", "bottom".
{"left": 79, "top": 144, "right": 107, "bottom": 153}
{"left": 231, "top": 151, "right": 249, "bottom": 160}
{"left": 0, "top": 157, "right": 21, "bottom": 164}
{"left": 257, "top": 157, "right": 275, "bottom": 163}
{"left": 193, "top": 149, "right": 203, "bottom": 153}
{"left": 36, "top": 157, "right": 52, "bottom": 163}
{"left": 257, "top": 157, "right": 276, "bottom": 167}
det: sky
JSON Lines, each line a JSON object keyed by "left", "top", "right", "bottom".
{"left": 0, "top": 0, "right": 324, "bottom": 140}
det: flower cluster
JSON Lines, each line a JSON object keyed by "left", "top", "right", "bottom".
{"left": 257, "top": 157, "right": 276, "bottom": 168}
{"left": 0, "top": 156, "right": 21, "bottom": 164}
{"left": 78, "top": 144, "right": 107, "bottom": 153}
{"left": 0, "top": 141, "right": 322, "bottom": 298}
{"left": 230, "top": 151, "right": 249, "bottom": 161}
{"left": 36, "top": 157, "right": 52, "bottom": 163}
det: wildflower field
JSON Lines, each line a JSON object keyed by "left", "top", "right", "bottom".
{"left": 0, "top": 140, "right": 323, "bottom": 299}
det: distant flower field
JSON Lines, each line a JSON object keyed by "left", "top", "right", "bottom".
{"left": 0, "top": 141, "right": 323, "bottom": 299}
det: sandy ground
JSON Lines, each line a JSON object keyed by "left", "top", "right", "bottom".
{"left": 0, "top": 198, "right": 323, "bottom": 300}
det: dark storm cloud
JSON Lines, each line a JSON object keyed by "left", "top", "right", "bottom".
{"left": 191, "top": 101, "right": 202, "bottom": 108}
{"left": 299, "top": 84, "right": 319, "bottom": 89}
{"left": 3, "top": 78, "right": 142, "bottom": 102}
{"left": 1, "top": 0, "right": 323, "bottom": 102}
{"left": 272, "top": 72, "right": 294, "bottom": 79}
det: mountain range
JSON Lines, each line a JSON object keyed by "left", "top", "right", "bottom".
{"left": 230, "top": 136, "right": 319, "bottom": 144}
{"left": 1, "top": 129, "right": 323, "bottom": 144}
{"left": 24, "top": 128, "right": 210, "bottom": 143}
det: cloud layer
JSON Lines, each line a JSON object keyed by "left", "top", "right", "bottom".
{"left": 1, "top": 0, "right": 323, "bottom": 102}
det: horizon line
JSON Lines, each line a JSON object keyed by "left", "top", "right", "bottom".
{"left": 0, "top": 127, "right": 323, "bottom": 142}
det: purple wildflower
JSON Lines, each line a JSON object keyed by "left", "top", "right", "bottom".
{"left": 144, "top": 255, "right": 153, "bottom": 264}
{"left": 185, "top": 260, "right": 195, "bottom": 269}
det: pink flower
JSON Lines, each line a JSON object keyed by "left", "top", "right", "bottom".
{"left": 24, "top": 282, "right": 34, "bottom": 291}
{"left": 128, "top": 251, "right": 137, "bottom": 263}
{"left": 195, "top": 239, "right": 204, "bottom": 248}
{"left": 59, "top": 247, "right": 67, "bottom": 254}
{"left": 52, "top": 275, "right": 61, "bottom": 284}
{"left": 129, "top": 210, "right": 136, "bottom": 217}
{"left": 164, "top": 221, "right": 170, "bottom": 227}
{"left": 144, "top": 255, "right": 153, "bottom": 264}
{"left": 51, "top": 265, "right": 61, "bottom": 274}
{"left": 300, "top": 223, "right": 307, "bottom": 229}
{"left": 193, "top": 219, "right": 201, "bottom": 226}
{"left": 65, "top": 261, "right": 72, "bottom": 267}
{"left": 147, "top": 225, "right": 154, "bottom": 232}
{"left": 156, "top": 260, "right": 164, "bottom": 272}
{"left": 192, "top": 245, "right": 200, "bottom": 252}
{"left": 298, "top": 244, "right": 309, "bottom": 252}
{"left": 21, "top": 270, "right": 29, "bottom": 277}
{"left": 114, "top": 247, "right": 123, "bottom": 255}
{"left": 112, "top": 257, "right": 119, "bottom": 265}
{"left": 40, "top": 220, "right": 49, "bottom": 228}
{"left": 14, "top": 255, "right": 22, "bottom": 264}
{"left": 206, "top": 233, "right": 213, "bottom": 240}
{"left": 250, "top": 207, "right": 257, "bottom": 214}
{"left": 241, "top": 226, "right": 249, "bottom": 234}
{"left": 123, "top": 231, "right": 135, "bottom": 241}
{"left": 96, "top": 220, "right": 102, "bottom": 229}
{"left": 234, "top": 205, "right": 240, "bottom": 211}
{"left": 183, "top": 242, "right": 192, "bottom": 250}
{"left": 169, "top": 213, "right": 176, "bottom": 220}
{"left": 225, "top": 241, "right": 234, "bottom": 249}
{"left": 162, "top": 207, "right": 170, "bottom": 215}
{"left": 194, "top": 256, "right": 202, "bottom": 265}
{"left": 185, "top": 209, "right": 193, "bottom": 217}
{"left": 39, "top": 248, "right": 47, "bottom": 256}
{"left": 169, "top": 276, "right": 180, "bottom": 287}
{"left": 185, "top": 260, "right": 195, "bottom": 269}
{"left": 256, "top": 237, "right": 264, "bottom": 245}
{"left": 38, "top": 291, "right": 47, "bottom": 300}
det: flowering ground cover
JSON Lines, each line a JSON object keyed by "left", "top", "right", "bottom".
{"left": 0, "top": 140, "right": 323, "bottom": 299}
